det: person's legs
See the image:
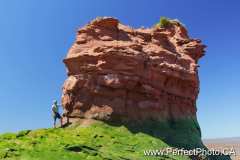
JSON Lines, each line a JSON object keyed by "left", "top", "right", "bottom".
{"left": 53, "top": 113, "right": 57, "bottom": 128}
{"left": 56, "top": 113, "right": 62, "bottom": 127}
{"left": 58, "top": 113, "right": 62, "bottom": 127}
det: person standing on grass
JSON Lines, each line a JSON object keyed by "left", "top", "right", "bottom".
{"left": 52, "top": 100, "right": 63, "bottom": 128}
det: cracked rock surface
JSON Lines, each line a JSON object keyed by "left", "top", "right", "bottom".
{"left": 61, "top": 17, "right": 207, "bottom": 123}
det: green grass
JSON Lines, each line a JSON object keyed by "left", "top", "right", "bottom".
{"left": 0, "top": 119, "right": 230, "bottom": 160}
{"left": 153, "top": 16, "right": 185, "bottom": 28}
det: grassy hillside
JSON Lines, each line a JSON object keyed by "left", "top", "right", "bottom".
{"left": 0, "top": 119, "right": 230, "bottom": 160}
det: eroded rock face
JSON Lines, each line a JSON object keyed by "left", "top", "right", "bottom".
{"left": 61, "top": 17, "right": 206, "bottom": 123}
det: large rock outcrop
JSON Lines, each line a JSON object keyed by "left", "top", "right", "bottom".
{"left": 61, "top": 17, "right": 206, "bottom": 124}
{"left": 58, "top": 18, "right": 231, "bottom": 159}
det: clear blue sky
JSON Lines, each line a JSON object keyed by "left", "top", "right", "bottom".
{"left": 0, "top": 0, "right": 239, "bottom": 139}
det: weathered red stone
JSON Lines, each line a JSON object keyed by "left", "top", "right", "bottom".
{"left": 61, "top": 17, "right": 206, "bottom": 123}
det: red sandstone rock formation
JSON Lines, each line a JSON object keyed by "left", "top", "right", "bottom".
{"left": 61, "top": 17, "right": 206, "bottom": 123}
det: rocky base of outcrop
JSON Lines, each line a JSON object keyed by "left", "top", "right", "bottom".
{"left": 60, "top": 117, "right": 203, "bottom": 150}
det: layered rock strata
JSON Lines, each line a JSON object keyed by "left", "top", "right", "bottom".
{"left": 61, "top": 17, "right": 207, "bottom": 124}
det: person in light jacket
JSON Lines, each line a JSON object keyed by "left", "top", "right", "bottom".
{"left": 52, "top": 100, "right": 63, "bottom": 128}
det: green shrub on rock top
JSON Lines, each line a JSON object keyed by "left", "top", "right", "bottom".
{"left": 154, "top": 16, "right": 185, "bottom": 28}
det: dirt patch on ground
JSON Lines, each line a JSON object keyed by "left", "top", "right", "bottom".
{"left": 203, "top": 139, "right": 240, "bottom": 160}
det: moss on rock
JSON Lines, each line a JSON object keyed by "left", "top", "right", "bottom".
{"left": 0, "top": 119, "right": 230, "bottom": 160}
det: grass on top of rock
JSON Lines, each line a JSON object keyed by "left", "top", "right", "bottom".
{"left": 90, "top": 16, "right": 115, "bottom": 23}
{"left": 153, "top": 16, "right": 185, "bottom": 28}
